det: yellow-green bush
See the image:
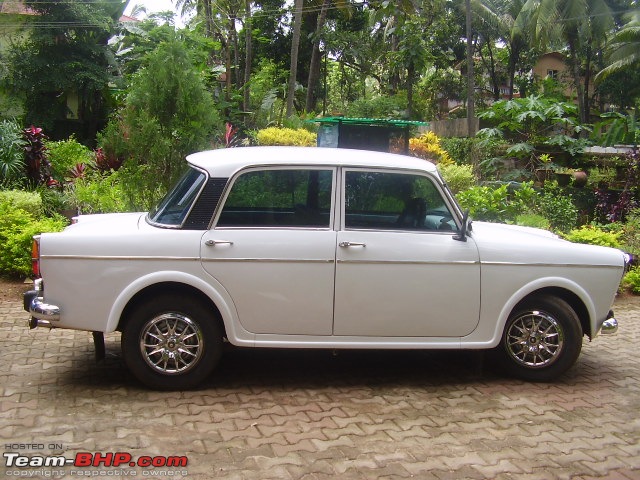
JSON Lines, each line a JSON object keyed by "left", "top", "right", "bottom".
{"left": 565, "top": 225, "right": 622, "bottom": 248}
{"left": 409, "top": 131, "right": 453, "bottom": 165}
{"left": 0, "top": 190, "right": 43, "bottom": 217}
{"left": 256, "top": 127, "right": 317, "bottom": 147}
{"left": 438, "top": 163, "right": 476, "bottom": 194}
{"left": 0, "top": 201, "right": 67, "bottom": 278}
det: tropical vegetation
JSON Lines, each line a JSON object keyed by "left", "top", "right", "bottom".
{"left": 0, "top": 0, "right": 639, "bottom": 289}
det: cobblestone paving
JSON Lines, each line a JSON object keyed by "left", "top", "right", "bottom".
{"left": 1, "top": 297, "right": 639, "bottom": 479}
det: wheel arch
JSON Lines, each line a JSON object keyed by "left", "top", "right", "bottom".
{"left": 513, "top": 287, "right": 591, "bottom": 338}
{"left": 117, "top": 282, "right": 226, "bottom": 336}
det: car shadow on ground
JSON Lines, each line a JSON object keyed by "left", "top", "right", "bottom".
{"left": 51, "top": 333, "right": 619, "bottom": 392}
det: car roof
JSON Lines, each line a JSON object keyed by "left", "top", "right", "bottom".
{"left": 186, "top": 146, "right": 438, "bottom": 178}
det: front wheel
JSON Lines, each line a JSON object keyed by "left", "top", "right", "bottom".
{"left": 496, "top": 295, "right": 583, "bottom": 382}
{"left": 121, "top": 295, "right": 222, "bottom": 390}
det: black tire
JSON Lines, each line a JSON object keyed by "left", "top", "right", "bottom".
{"left": 496, "top": 295, "right": 583, "bottom": 382}
{"left": 121, "top": 294, "right": 222, "bottom": 390}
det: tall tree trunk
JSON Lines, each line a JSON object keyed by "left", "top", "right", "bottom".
{"left": 305, "top": 0, "right": 330, "bottom": 113}
{"left": 230, "top": 14, "right": 240, "bottom": 88}
{"left": 243, "top": 0, "right": 253, "bottom": 112}
{"left": 568, "top": 36, "right": 587, "bottom": 125}
{"left": 286, "top": 0, "right": 303, "bottom": 117}
{"left": 203, "top": 0, "right": 213, "bottom": 39}
{"left": 406, "top": 61, "right": 415, "bottom": 118}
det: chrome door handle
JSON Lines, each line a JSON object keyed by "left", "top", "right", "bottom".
{"left": 205, "top": 239, "right": 234, "bottom": 246}
{"left": 339, "top": 241, "right": 366, "bottom": 247}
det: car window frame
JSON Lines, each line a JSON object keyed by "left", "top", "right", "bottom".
{"left": 212, "top": 165, "right": 338, "bottom": 231}
{"left": 340, "top": 167, "right": 461, "bottom": 234}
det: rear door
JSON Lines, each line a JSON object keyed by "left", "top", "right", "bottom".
{"left": 201, "top": 167, "right": 337, "bottom": 336}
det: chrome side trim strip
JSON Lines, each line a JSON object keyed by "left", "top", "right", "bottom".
{"left": 41, "top": 255, "right": 200, "bottom": 261}
{"left": 482, "top": 261, "right": 622, "bottom": 269}
{"left": 337, "top": 260, "right": 480, "bottom": 265}
{"left": 203, "top": 258, "right": 335, "bottom": 264}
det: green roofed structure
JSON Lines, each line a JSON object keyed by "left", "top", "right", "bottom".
{"left": 308, "top": 117, "right": 428, "bottom": 154}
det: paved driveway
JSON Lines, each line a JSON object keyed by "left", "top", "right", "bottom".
{"left": 1, "top": 297, "right": 639, "bottom": 479}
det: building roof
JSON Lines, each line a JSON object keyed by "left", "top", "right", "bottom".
{"left": 308, "top": 117, "right": 428, "bottom": 128}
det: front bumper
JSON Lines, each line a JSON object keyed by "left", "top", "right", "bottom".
{"left": 23, "top": 279, "right": 60, "bottom": 329}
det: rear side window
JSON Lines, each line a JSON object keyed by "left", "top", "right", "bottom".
{"left": 217, "top": 169, "right": 334, "bottom": 228}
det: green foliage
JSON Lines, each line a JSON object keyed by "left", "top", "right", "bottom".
{"left": 256, "top": 127, "right": 317, "bottom": 146}
{"left": 0, "top": 119, "right": 26, "bottom": 186}
{"left": 620, "top": 208, "right": 640, "bottom": 255}
{"left": 593, "top": 111, "right": 639, "bottom": 147}
{"left": 476, "top": 95, "right": 591, "bottom": 162}
{"left": 0, "top": 202, "right": 66, "bottom": 278}
{"left": 565, "top": 225, "right": 622, "bottom": 248}
{"left": 457, "top": 182, "right": 537, "bottom": 223}
{"left": 438, "top": 163, "right": 476, "bottom": 194}
{"left": 69, "top": 170, "right": 128, "bottom": 214}
{"left": 538, "top": 183, "right": 578, "bottom": 233}
{"left": 515, "top": 213, "right": 551, "bottom": 230}
{"left": 100, "top": 37, "right": 222, "bottom": 210}
{"left": 439, "top": 137, "right": 477, "bottom": 165}
{"left": 622, "top": 267, "right": 640, "bottom": 294}
{"left": 0, "top": 189, "right": 43, "bottom": 217}
{"left": 46, "top": 136, "right": 93, "bottom": 181}
{"left": 5, "top": 0, "right": 124, "bottom": 142}
{"left": 345, "top": 94, "right": 408, "bottom": 119}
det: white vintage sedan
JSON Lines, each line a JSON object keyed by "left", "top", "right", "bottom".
{"left": 24, "top": 147, "right": 627, "bottom": 389}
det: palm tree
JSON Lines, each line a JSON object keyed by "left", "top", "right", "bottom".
{"left": 515, "top": 0, "right": 614, "bottom": 123}
{"left": 473, "top": 0, "right": 530, "bottom": 99}
{"left": 596, "top": 9, "right": 640, "bottom": 82}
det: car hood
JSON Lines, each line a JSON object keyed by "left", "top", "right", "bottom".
{"left": 470, "top": 221, "right": 626, "bottom": 268}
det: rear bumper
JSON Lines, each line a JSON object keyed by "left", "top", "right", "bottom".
{"left": 23, "top": 279, "right": 60, "bottom": 328}
{"left": 600, "top": 310, "right": 618, "bottom": 335}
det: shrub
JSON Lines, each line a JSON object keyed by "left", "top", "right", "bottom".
{"left": 69, "top": 170, "right": 129, "bottom": 214}
{"left": 256, "top": 127, "right": 317, "bottom": 146}
{"left": 457, "top": 182, "right": 537, "bottom": 223}
{"left": 538, "top": 183, "right": 578, "bottom": 233}
{"left": 0, "top": 119, "right": 26, "bottom": 186}
{"left": 46, "top": 136, "right": 93, "bottom": 182}
{"left": 409, "top": 131, "right": 453, "bottom": 165}
{"left": 0, "top": 189, "right": 43, "bottom": 217}
{"left": 438, "top": 163, "right": 476, "bottom": 194}
{"left": 622, "top": 267, "right": 640, "bottom": 294}
{"left": 565, "top": 225, "right": 622, "bottom": 248}
{"left": 515, "top": 213, "right": 551, "bottom": 230}
{"left": 0, "top": 202, "right": 66, "bottom": 277}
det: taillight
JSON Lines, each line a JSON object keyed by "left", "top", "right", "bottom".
{"left": 31, "top": 236, "right": 41, "bottom": 278}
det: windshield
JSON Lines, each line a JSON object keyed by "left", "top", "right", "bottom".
{"left": 147, "top": 167, "right": 207, "bottom": 227}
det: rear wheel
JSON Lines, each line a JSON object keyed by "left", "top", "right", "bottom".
{"left": 121, "top": 295, "right": 222, "bottom": 390}
{"left": 497, "top": 295, "right": 583, "bottom": 381}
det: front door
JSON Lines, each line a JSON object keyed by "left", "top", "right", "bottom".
{"left": 333, "top": 169, "right": 481, "bottom": 337}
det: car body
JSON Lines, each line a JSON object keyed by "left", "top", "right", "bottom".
{"left": 24, "top": 146, "right": 628, "bottom": 389}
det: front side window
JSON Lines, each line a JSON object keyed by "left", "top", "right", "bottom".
{"left": 344, "top": 170, "right": 457, "bottom": 231}
{"left": 217, "top": 169, "right": 333, "bottom": 227}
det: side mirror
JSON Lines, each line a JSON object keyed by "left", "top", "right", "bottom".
{"left": 453, "top": 209, "right": 470, "bottom": 242}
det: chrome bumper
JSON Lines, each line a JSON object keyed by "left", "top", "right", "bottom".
{"left": 23, "top": 279, "right": 60, "bottom": 329}
{"left": 600, "top": 310, "right": 618, "bottom": 335}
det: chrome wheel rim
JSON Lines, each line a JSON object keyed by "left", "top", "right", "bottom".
{"left": 139, "top": 313, "right": 204, "bottom": 375}
{"left": 506, "top": 310, "right": 564, "bottom": 368}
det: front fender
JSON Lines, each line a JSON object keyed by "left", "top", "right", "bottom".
{"left": 488, "top": 277, "right": 596, "bottom": 348}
